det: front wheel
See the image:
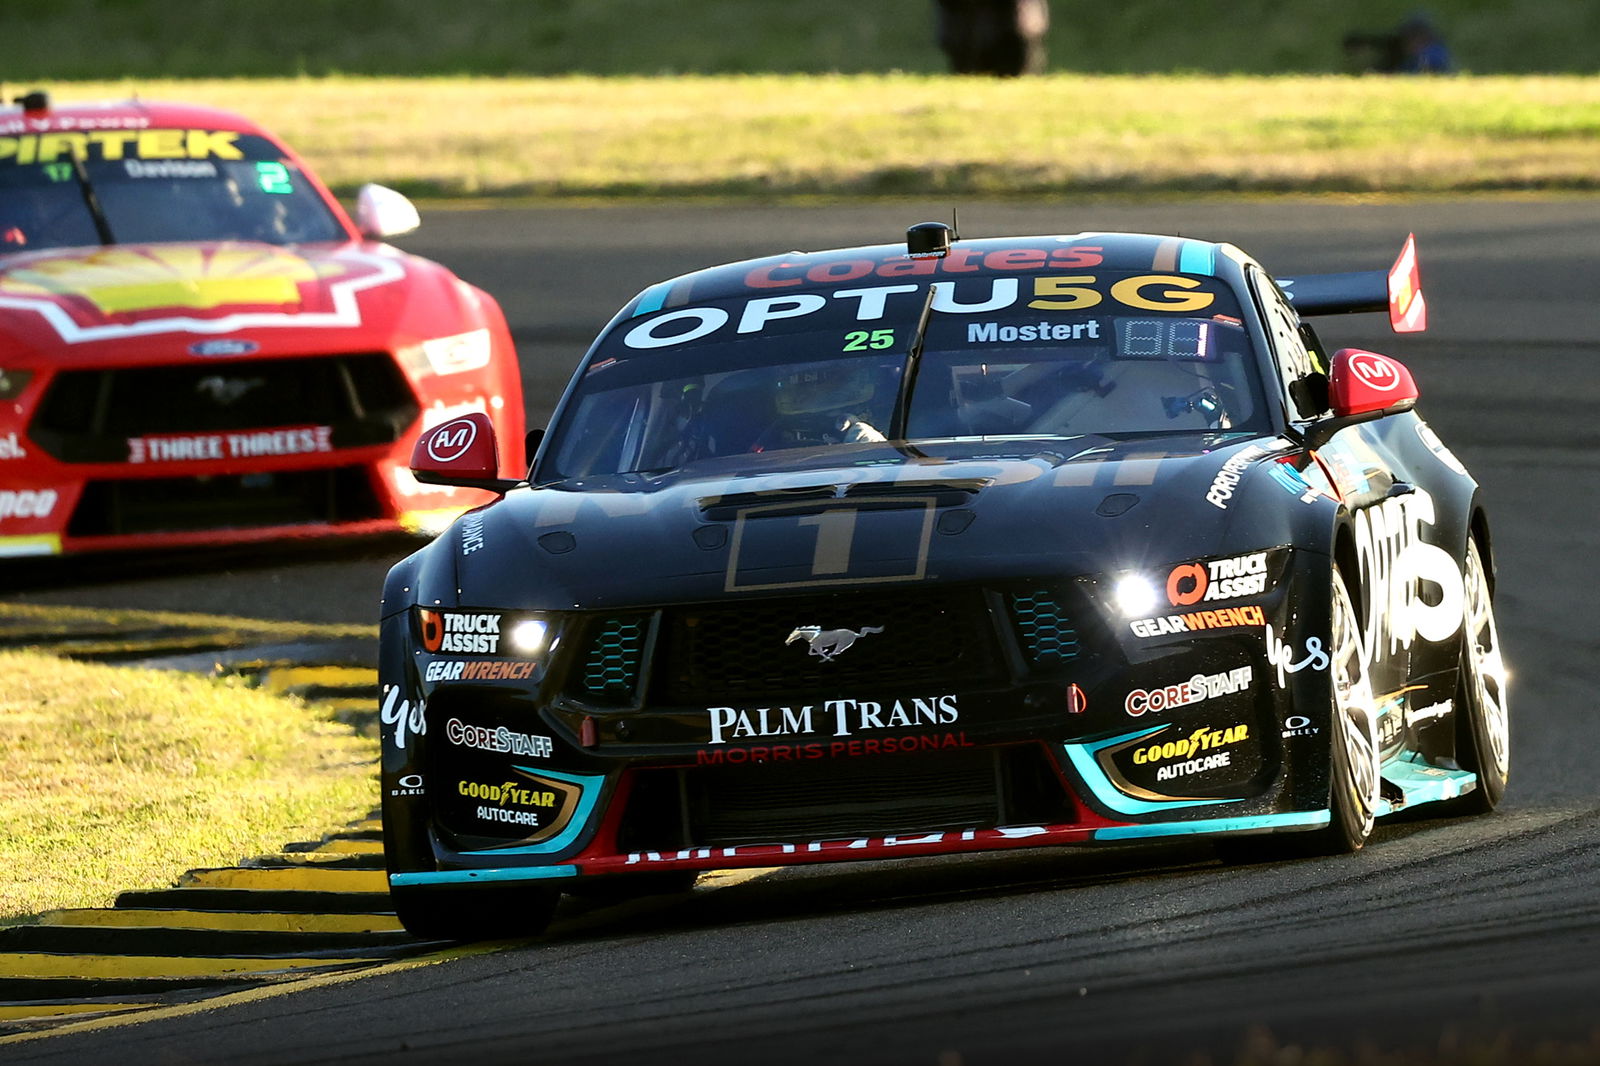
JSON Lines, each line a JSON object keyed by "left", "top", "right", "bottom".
{"left": 391, "top": 882, "right": 560, "bottom": 942}
{"left": 1308, "top": 563, "right": 1382, "bottom": 853}
{"left": 1216, "top": 565, "right": 1378, "bottom": 863}
{"left": 1446, "top": 538, "right": 1510, "bottom": 814}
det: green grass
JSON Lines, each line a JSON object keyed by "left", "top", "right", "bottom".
{"left": 2, "top": 1, "right": 1597, "bottom": 77}
{"left": 27, "top": 75, "right": 1600, "bottom": 200}
{"left": 0, "top": 650, "right": 377, "bottom": 921}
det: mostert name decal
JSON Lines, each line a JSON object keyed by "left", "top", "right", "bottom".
{"left": 707, "top": 695, "right": 958, "bottom": 745}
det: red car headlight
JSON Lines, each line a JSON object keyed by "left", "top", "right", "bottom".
{"left": 0, "top": 369, "right": 33, "bottom": 400}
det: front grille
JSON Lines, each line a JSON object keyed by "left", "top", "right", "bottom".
{"left": 1007, "top": 588, "right": 1081, "bottom": 665}
{"left": 616, "top": 744, "right": 1077, "bottom": 851}
{"left": 654, "top": 587, "right": 1002, "bottom": 704}
{"left": 580, "top": 615, "right": 649, "bottom": 700}
{"left": 30, "top": 354, "right": 418, "bottom": 462}
{"left": 66, "top": 466, "right": 383, "bottom": 537}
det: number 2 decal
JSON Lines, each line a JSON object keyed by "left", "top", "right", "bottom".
{"left": 843, "top": 329, "right": 896, "bottom": 351}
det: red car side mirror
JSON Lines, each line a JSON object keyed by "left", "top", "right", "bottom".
{"left": 410, "top": 412, "right": 519, "bottom": 492}
{"left": 1328, "top": 348, "right": 1419, "bottom": 418}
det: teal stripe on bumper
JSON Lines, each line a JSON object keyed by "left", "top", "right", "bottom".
{"left": 391, "top": 865, "right": 579, "bottom": 887}
{"left": 1094, "top": 810, "right": 1329, "bottom": 841}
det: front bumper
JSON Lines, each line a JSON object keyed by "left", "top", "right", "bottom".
{"left": 381, "top": 562, "right": 1341, "bottom": 887}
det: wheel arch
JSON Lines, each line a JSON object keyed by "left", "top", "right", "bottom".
{"left": 1468, "top": 503, "right": 1495, "bottom": 597}
{"left": 1331, "top": 516, "right": 1363, "bottom": 640}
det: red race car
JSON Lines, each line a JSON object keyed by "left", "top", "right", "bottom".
{"left": 0, "top": 91, "right": 524, "bottom": 556}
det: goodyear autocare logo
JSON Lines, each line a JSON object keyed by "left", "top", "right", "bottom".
{"left": 418, "top": 609, "right": 502, "bottom": 654}
{"left": 0, "top": 246, "right": 404, "bottom": 344}
{"left": 1131, "top": 723, "right": 1250, "bottom": 782}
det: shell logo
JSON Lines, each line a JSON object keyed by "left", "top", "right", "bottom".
{"left": 0, "top": 245, "right": 324, "bottom": 314}
{"left": 0, "top": 244, "right": 405, "bottom": 343}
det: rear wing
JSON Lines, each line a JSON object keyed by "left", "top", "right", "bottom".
{"left": 1279, "top": 233, "right": 1426, "bottom": 333}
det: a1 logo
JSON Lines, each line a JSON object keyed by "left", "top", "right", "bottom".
{"left": 0, "top": 432, "right": 26, "bottom": 460}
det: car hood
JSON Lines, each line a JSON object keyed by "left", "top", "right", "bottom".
{"left": 446, "top": 433, "right": 1318, "bottom": 610}
{"left": 0, "top": 239, "right": 475, "bottom": 363}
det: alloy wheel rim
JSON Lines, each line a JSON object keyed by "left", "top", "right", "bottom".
{"left": 1463, "top": 545, "right": 1510, "bottom": 782}
{"left": 1330, "top": 571, "right": 1379, "bottom": 839}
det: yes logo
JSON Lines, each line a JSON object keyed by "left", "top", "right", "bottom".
{"left": 380, "top": 686, "right": 427, "bottom": 749}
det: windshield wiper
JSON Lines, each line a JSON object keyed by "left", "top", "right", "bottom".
{"left": 888, "top": 282, "right": 939, "bottom": 439}
{"left": 68, "top": 153, "right": 115, "bottom": 245}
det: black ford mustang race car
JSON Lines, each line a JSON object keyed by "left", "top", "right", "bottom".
{"left": 379, "top": 225, "right": 1508, "bottom": 940}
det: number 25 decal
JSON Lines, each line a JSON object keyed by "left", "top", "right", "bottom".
{"left": 843, "top": 329, "right": 895, "bottom": 351}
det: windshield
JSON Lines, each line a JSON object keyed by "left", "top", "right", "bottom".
{"left": 0, "top": 129, "right": 345, "bottom": 251}
{"left": 547, "top": 270, "right": 1269, "bottom": 479}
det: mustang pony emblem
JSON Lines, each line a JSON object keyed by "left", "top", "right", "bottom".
{"left": 785, "top": 625, "right": 884, "bottom": 662}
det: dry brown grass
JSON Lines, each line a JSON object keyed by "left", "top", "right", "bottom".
{"left": 0, "top": 649, "right": 376, "bottom": 920}
{"left": 35, "top": 75, "right": 1600, "bottom": 199}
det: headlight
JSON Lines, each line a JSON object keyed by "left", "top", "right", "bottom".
{"left": 1112, "top": 574, "right": 1161, "bottom": 617}
{"left": 508, "top": 618, "right": 550, "bottom": 655}
{"left": 0, "top": 369, "right": 34, "bottom": 400}
{"left": 398, "top": 328, "right": 492, "bottom": 376}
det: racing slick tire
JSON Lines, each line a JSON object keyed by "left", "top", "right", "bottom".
{"left": 1443, "top": 538, "right": 1510, "bottom": 815}
{"left": 1217, "top": 565, "right": 1380, "bottom": 862}
{"left": 391, "top": 883, "right": 560, "bottom": 943}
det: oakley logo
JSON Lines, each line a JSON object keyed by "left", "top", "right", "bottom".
{"left": 785, "top": 625, "right": 884, "bottom": 662}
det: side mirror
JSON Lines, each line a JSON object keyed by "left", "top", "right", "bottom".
{"left": 355, "top": 183, "right": 420, "bottom": 239}
{"left": 1301, "top": 349, "right": 1419, "bottom": 450}
{"left": 410, "top": 412, "right": 520, "bottom": 492}
{"left": 1329, "top": 348, "right": 1419, "bottom": 417}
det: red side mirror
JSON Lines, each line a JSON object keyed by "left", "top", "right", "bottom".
{"left": 1328, "top": 348, "right": 1419, "bottom": 418}
{"left": 410, "top": 412, "right": 505, "bottom": 488}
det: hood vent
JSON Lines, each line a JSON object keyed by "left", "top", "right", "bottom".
{"left": 699, "top": 478, "right": 988, "bottom": 520}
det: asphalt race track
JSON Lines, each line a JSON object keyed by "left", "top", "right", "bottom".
{"left": 8, "top": 199, "right": 1600, "bottom": 1065}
